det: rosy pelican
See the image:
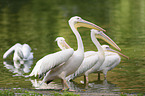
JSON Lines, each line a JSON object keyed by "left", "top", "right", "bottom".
{"left": 3, "top": 43, "right": 33, "bottom": 61}
{"left": 29, "top": 16, "right": 105, "bottom": 91}
{"left": 55, "top": 29, "right": 121, "bottom": 85}
{"left": 55, "top": 37, "right": 71, "bottom": 50}
{"left": 97, "top": 45, "right": 129, "bottom": 79}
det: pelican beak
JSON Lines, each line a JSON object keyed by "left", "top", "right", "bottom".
{"left": 55, "top": 39, "right": 57, "bottom": 42}
{"left": 106, "top": 47, "right": 129, "bottom": 59}
{"left": 75, "top": 19, "right": 106, "bottom": 32}
{"left": 62, "top": 41, "right": 71, "bottom": 49}
{"left": 95, "top": 31, "right": 121, "bottom": 51}
{"left": 56, "top": 40, "right": 71, "bottom": 50}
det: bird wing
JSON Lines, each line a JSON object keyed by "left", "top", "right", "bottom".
{"left": 15, "top": 47, "right": 24, "bottom": 59}
{"left": 66, "top": 51, "right": 99, "bottom": 80}
{"left": 84, "top": 51, "right": 97, "bottom": 57}
{"left": 27, "top": 52, "right": 33, "bottom": 60}
{"left": 29, "top": 48, "right": 74, "bottom": 77}
{"left": 98, "top": 52, "right": 120, "bottom": 71}
{"left": 22, "top": 44, "right": 31, "bottom": 59}
{"left": 3, "top": 43, "right": 22, "bottom": 59}
{"left": 105, "top": 53, "right": 121, "bottom": 70}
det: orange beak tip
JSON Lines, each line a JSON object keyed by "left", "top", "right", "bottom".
{"left": 118, "top": 49, "right": 121, "bottom": 51}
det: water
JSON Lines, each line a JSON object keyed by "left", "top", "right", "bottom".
{"left": 0, "top": 0, "right": 145, "bottom": 94}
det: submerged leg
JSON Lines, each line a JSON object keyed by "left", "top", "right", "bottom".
{"left": 103, "top": 71, "right": 107, "bottom": 80}
{"left": 104, "top": 74, "right": 107, "bottom": 80}
{"left": 103, "top": 70, "right": 108, "bottom": 79}
{"left": 62, "top": 79, "right": 75, "bottom": 91}
{"left": 61, "top": 79, "right": 65, "bottom": 90}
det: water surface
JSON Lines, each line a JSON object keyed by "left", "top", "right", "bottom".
{"left": 0, "top": 0, "right": 145, "bottom": 94}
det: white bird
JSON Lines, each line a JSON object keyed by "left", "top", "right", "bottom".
{"left": 55, "top": 29, "right": 121, "bottom": 85}
{"left": 3, "top": 43, "right": 33, "bottom": 61}
{"left": 3, "top": 60, "right": 33, "bottom": 76}
{"left": 97, "top": 45, "right": 129, "bottom": 79}
{"left": 55, "top": 37, "right": 71, "bottom": 50}
{"left": 29, "top": 16, "right": 105, "bottom": 91}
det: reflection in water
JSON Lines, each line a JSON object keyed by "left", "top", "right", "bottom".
{"left": 30, "top": 79, "right": 62, "bottom": 89}
{"left": 68, "top": 79, "right": 120, "bottom": 93}
{"left": 3, "top": 43, "right": 33, "bottom": 61}
{"left": 30, "top": 78, "right": 120, "bottom": 93}
{"left": 0, "top": 0, "right": 145, "bottom": 94}
{"left": 87, "top": 79, "right": 120, "bottom": 93}
{"left": 3, "top": 60, "right": 33, "bottom": 76}
{"left": 30, "top": 79, "right": 81, "bottom": 91}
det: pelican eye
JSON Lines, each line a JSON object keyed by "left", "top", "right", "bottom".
{"left": 76, "top": 17, "right": 81, "bottom": 20}
{"left": 106, "top": 46, "right": 110, "bottom": 50}
{"left": 96, "top": 30, "right": 102, "bottom": 34}
{"left": 98, "top": 31, "right": 103, "bottom": 33}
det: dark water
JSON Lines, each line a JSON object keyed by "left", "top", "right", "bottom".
{"left": 0, "top": 0, "right": 145, "bottom": 94}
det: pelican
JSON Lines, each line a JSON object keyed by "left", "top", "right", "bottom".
{"left": 29, "top": 16, "right": 106, "bottom": 91}
{"left": 3, "top": 43, "right": 33, "bottom": 61}
{"left": 56, "top": 36, "right": 128, "bottom": 83}
{"left": 55, "top": 37, "right": 71, "bottom": 50}
{"left": 97, "top": 45, "right": 129, "bottom": 79}
{"left": 55, "top": 29, "right": 121, "bottom": 85}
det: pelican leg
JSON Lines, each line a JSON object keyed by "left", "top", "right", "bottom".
{"left": 63, "top": 79, "right": 75, "bottom": 91}
{"left": 84, "top": 75, "right": 89, "bottom": 88}
{"left": 103, "top": 70, "right": 108, "bottom": 79}
{"left": 103, "top": 71, "right": 107, "bottom": 79}
{"left": 104, "top": 74, "right": 107, "bottom": 79}
{"left": 61, "top": 79, "right": 65, "bottom": 90}
{"left": 98, "top": 72, "right": 101, "bottom": 81}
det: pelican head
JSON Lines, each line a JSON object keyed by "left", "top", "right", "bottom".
{"left": 55, "top": 37, "right": 71, "bottom": 50}
{"left": 102, "top": 45, "right": 129, "bottom": 59}
{"left": 55, "top": 37, "right": 65, "bottom": 41}
{"left": 91, "top": 29, "right": 121, "bottom": 51}
{"left": 69, "top": 16, "right": 106, "bottom": 32}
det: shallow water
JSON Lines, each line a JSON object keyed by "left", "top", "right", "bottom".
{"left": 0, "top": 0, "right": 145, "bottom": 94}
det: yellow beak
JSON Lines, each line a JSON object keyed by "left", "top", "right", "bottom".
{"left": 95, "top": 31, "right": 121, "bottom": 51}
{"left": 107, "top": 47, "right": 129, "bottom": 59}
{"left": 74, "top": 19, "right": 106, "bottom": 32}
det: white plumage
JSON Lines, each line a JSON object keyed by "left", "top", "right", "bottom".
{"left": 29, "top": 16, "right": 106, "bottom": 91}
{"left": 97, "top": 45, "right": 129, "bottom": 78}
{"left": 29, "top": 48, "right": 74, "bottom": 77}
{"left": 3, "top": 60, "right": 33, "bottom": 76}
{"left": 3, "top": 43, "right": 33, "bottom": 61}
{"left": 55, "top": 29, "right": 121, "bottom": 84}
{"left": 55, "top": 37, "right": 71, "bottom": 50}
{"left": 66, "top": 51, "right": 99, "bottom": 81}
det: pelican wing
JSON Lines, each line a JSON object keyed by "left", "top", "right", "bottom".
{"left": 27, "top": 52, "right": 33, "bottom": 60}
{"left": 22, "top": 44, "right": 32, "bottom": 59}
{"left": 29, "top": 48, "right": 74, "bottom": 77}
{"left": 3, "top": 43, "right": 22, "bottom": 59}
{"left": 84, "top": 51, "right": 97, "bottom": 57}
{"left": 66, "top": 51, "right": 98, "bottom": 81}
{"left": 98, "top": 52, "right": 120, "bottom": 71}
{"left": 15, "top": 47, "right": 24, "bottom": 59}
